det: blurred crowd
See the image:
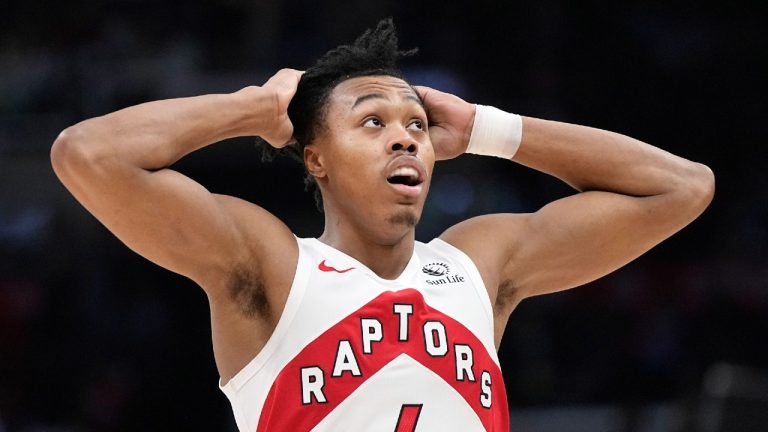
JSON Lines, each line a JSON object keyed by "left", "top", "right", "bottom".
{"left": 1, "top": 0, "right": 766, "bottom": 430}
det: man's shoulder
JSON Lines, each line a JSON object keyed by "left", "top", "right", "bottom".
{"left": 436, "top": 214, "right": 530, "bottom": 302}
{"left": 438, "top": 213, "right": 528, "bottom": 252}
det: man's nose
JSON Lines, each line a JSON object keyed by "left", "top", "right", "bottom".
{"left": 390, "top": 141, "right": 418, "bottom": 154}
{"left": 389, "top": 129, "right": 419, "bottom": 154}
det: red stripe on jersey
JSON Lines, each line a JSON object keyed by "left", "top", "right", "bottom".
{"left": 255, "top": 289, "right": 509, "bottom": 432}
{"left": 395, "top": 404, "right": 423, "bottom": 432}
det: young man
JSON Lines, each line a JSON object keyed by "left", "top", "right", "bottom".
{"left": 51, "top": 19, "right": 714, "bottom": 432}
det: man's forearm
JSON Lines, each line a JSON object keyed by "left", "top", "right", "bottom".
{"left": 513, "top": 116, "right": 712, "bottom": 197}
{"left": 52, "top": 87, "right": 271, "bottom": 171}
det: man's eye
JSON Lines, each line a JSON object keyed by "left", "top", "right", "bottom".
{"left": 407, "top": 120, "right": 424, "bottom": 131}
{"left": 363, "top": 118, "right": 383, "bottom": 128}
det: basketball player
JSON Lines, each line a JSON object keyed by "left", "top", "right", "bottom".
{"left": 50, "top": 19, "right": 713, "bottom": 431}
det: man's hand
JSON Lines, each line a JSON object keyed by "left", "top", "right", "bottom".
{"left": 415, "top": 86, "right": 476, "bottom": 160}
{"left": 245, "top": 68, "right": 303, "bottom": 148}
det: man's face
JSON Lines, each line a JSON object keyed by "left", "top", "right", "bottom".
{"left": 308, "top": 75, "right": 435, "bottom": 242}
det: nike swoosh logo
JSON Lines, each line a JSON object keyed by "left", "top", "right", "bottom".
{"left": 318, "top": 260, "right": 355, "bottom": 274}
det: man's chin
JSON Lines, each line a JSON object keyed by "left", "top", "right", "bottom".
{"left": 387, "top": 210, "right": 420, "bottom": 227}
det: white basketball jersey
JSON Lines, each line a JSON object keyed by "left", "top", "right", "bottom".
{"left": 220, "top": 237, "right": 509, "bottom": 432}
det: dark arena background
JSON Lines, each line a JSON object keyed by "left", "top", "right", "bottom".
{"left": 1, "top": 1, "right": 766, "bottom": 431}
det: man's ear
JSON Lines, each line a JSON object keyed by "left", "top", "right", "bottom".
{"left": 304, "top": 144, "right": 326, "bottom": 179}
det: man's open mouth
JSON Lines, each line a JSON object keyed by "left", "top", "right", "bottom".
{"left": 386, "top": 166, "right": 423, "bottom": 187}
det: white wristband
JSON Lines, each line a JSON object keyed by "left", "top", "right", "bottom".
{"left": 465, "top": 105, "right": 523, "bottom": 159}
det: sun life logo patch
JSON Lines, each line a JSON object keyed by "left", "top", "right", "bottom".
{"left": 422, "top": 262, "right": 449, "bottom": 277}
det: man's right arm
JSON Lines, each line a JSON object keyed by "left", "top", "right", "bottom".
{"left": 52, "top": 69, "right": 304, "bottom": 381}
{"left": 50, "top": 69, "right": 302, "bottom": 299}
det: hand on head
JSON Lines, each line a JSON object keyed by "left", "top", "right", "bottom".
{"left": 259, "top": 68, "right": 304, "bottom": 148}
{"left": 415, "top": 86, "right": 476, "bottom": 161}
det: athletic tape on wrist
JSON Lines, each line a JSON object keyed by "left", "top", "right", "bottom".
{"left": 465, "top": 105, "right": 523, "bottom": 159}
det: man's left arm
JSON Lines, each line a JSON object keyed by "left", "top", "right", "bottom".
{"left": 421, "top": 88, "right": 715, "bottom": 311}
{"left": 501, "top": 117, "right": 714, "bottom": 298}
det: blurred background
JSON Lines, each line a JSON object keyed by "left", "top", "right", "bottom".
{"left": 1, "top": 0, "right": 766, "bottom": 431}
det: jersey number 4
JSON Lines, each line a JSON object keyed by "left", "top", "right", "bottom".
{"left": 394, "top": 404, "right": 423, "bottom": 432}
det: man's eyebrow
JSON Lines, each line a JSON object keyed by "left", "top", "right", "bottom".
{"left": 351, "top": 91, "right": 424, "bottom": 109}
{"left": 352, "top": 93, "right": 387, "bottom": 108}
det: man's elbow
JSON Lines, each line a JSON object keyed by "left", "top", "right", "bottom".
{"left": 678, "top": 161, "right": 716, "bottom": 216}
{"left": 50, "top": 122, "right": 104, "bottom": 179}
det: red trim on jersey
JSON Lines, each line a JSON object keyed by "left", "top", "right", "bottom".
{"left": 395, "top": 404, "right": 423, "bottom": 432}
{"left": 256, "top": 289, "right": 509, "bottom": 432}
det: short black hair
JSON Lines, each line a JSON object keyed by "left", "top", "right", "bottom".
{"left": 258, "top": 17, "right": 417, "bottom": 211}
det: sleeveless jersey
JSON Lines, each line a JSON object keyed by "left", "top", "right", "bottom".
{"left": 220, "top": 237, "right": 509, "bottom": 432}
